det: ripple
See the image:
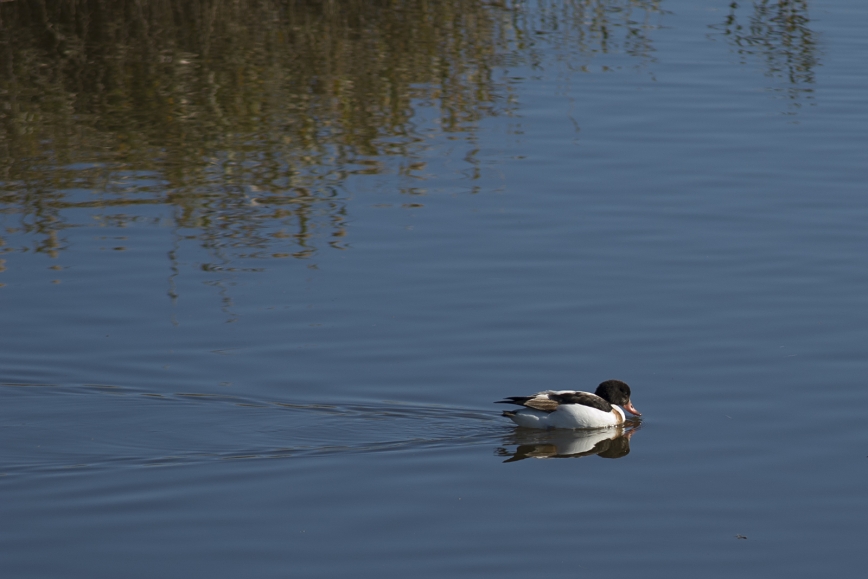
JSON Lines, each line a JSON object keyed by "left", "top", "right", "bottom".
{"left": 0, "top": 383, "right": 504, "bottom": 476}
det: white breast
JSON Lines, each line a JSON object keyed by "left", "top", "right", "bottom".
{"left": 549, "top": 404, "right": 622, "bottom": 429}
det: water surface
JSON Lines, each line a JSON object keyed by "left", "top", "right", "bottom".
{"left": 1, "top": 1, "right": 867, "bottom": 577}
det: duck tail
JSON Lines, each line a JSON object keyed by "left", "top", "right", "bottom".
{"left": 496, "top": 396, "right": 533, "bottom": 406}
{"left": 502, "top": 410, "right": 517, "bottom": 418}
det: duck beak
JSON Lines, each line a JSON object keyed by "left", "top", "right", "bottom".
{"left": 623, "top": 401, "right": 641, "bottom": 416}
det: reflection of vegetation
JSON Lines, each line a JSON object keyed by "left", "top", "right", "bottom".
{"left": 712, "top": 1, "right": 818, "bottom": 104}
{"left": 516, "top": 0, "right": 662, "bottom": 67}
{"left": 0, "top": 0, "right": 662, "bottom": 264}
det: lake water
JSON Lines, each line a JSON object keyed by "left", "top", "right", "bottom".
{"left": 1, "top": 1, "right": 867, "bottom": 577}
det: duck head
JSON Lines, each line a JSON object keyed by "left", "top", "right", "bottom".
{"left": 596, "top": 379, "right": 641, "bottom": 416}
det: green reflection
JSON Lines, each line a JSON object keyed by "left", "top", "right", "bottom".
{"left": 712, "top": 0, "right": 819, "bottom": 106}
{"left": 0, "top": 0, "right": 663, "bottom": 266}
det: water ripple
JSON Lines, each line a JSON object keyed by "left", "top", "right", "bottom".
{"left": 0, "top": 383, "right": 504, "bottom": 476}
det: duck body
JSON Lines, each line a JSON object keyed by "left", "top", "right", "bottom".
{"left": 497, "top": 380, "right": 641, "bottom": 430}
{"left": 502, "top": 398, "right": 626, "bottom": 429}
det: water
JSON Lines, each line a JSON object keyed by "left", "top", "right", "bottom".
{"left": 1, "top": 1, "right": 867, "bottom": 576}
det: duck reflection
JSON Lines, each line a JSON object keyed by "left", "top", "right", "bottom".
{"left": 496, "top": 423, "right": 639, "bottom": 463}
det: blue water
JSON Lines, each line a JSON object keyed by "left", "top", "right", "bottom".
{"left": 1, "top": 1, "right": 867, "bottom": 577}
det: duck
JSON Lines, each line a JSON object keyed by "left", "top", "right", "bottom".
{"left": 496, "top": 379, "right": 641, "bottom": 430}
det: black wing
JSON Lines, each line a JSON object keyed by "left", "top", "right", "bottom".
{"left": 495, "top": 391, "right": 611, "bottom": 413}
{"left": 548, "top": 392, "right": 612, "bottom": 412}
{"left": 495, "top": 395, "right": 559, "bottom": 413}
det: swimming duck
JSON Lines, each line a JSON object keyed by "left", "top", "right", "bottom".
{"left": 497, "top": 379, "right": 641, "bottom": 430}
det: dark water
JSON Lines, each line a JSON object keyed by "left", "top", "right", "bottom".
{"left": 1, "top": 1, "right": 867, "bottom": 577}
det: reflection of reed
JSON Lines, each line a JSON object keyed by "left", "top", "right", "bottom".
{"left": 496, "top": 422, "right": 639, "bottom": 462}
{"left": 517, "top": 0, "right": 662, "bottom": 63}
{"left": 713, "top": 0, "right": 818, "bottom": 103}
{"left": 0, "top": 0, "right": 662, "bottom": 266}
{"left": 0, "top": 0, "right": 514, "bottom": 261}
